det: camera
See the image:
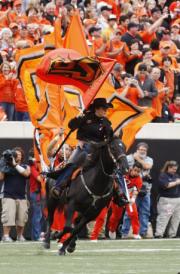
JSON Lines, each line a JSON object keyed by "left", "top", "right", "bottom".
{"left": 28, "top": 156, "right": 35, "bottom": 166}
{"left": 142, "top": 174, "right": 152, "bottom": 183}
{"left": 2, "top": 149, "right": 17, "bottom": 165}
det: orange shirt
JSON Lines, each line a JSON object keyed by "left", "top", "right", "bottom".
{"left": 139, "top": 30, "right": 156, "bottom": 44}
{"left": 152, "top": 80, "right": 165, "bottom": 117}
{"left": 14, "top": 82, "right": 28, "bottom": 112}
{"left": 164, "top": 70, "right": 175, "bottom": 99}
{"left": 0, "top": 74, "right": 18, "bottom": 103}
{"left": 118, "top": 86, "right": 140, "bottom": 105}
{"left": 110, "top": 39, "right": 129, "bottom": 68}
{"left": 93, "top": 37, "right": 110, "bottom": 57}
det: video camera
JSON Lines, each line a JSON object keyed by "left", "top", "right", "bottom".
{"left": 2, "top": 149, "right": 17, "bottom": 165}
{"left": 0, "top": 149, "right": 17, "bottom": 173}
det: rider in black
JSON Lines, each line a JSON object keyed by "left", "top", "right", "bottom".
{"left": 51, "top": 98, "right": 114, "bottom": 197}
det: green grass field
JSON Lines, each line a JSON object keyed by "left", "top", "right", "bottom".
{"left": 0, "top": 239, "right": 180, "bottom": 274}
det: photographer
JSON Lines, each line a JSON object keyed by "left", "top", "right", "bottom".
{"left": 119, "top": 73, "right": 144, "bottom": 105}
{"left": 0, "top": 147, "right": 30, "bottom": 242}
{"left": 124, "top": 142, "right": 154, "bottom": 238}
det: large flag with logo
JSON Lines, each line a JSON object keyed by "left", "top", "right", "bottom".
{"left": 36, "top": 48, "right": 116, "bottom": 109}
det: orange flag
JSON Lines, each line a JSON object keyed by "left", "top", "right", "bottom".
{"left": 83, "top": 57, "right": 116, "bottom": 108}
{"left": 107, "top": 94, "right": 156, "bottom": 150}
{"left": 63, "top": 11, "right": 89, "bottom": 56}
{"left": 43, "top": 18, "right": 62, "bottom": 51}
{"left": 54, "top": 17, "right": 62, "bottom": 48}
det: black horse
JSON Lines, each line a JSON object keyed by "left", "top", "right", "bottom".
{"left": 44, "top": 136, "right": 129, "bottom": 254}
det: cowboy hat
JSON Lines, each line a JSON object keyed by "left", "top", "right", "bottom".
{"left": 89, "top": 98, "right": 113, "bottom": 110}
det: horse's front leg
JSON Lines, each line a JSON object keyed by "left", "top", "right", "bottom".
{"left": 58, "top": 215, "right": 88, "bottom": 255}
{"left": 57, "top": 201, "right": 75, "bottom": 255}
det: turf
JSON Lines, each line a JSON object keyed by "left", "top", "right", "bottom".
{"left": 0, "top": 239, "right": 180, "bottom": 274}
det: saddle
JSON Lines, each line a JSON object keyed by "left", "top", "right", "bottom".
{"left": 49, "top": 167, "right": 81, "bottom": 200}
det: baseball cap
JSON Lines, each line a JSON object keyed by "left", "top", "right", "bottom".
{"left": 88, "top": 26, "right": 101, "bottom": 35}
{"left": 100, "top": 5, "right": 112, "bottom": 12}
{"left": 108, "top": 14, "right": 117, "bottom": 21}
{"left": 171, "top": 22, "right": 179, "bottom": 28}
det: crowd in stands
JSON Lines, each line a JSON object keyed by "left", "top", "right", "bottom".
{"left": 0, "top": 0, "right": 179, "bottom": 122}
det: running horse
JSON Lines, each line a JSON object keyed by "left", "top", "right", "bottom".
{"left": 44, "top": 136, "right": 129, "bottom": 255}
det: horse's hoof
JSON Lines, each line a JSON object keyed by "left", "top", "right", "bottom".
{"left": 58, "top": 249, "right": 66, "bottom": 256}
{"left": 67, "top": 244, "right": 76, "bottom": 253}
{"left": 43, "top": 241, "right": 50, "bottom": 249}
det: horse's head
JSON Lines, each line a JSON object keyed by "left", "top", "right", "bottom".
{"left": 108, "top": 136, "right": 129, "bottom": 175}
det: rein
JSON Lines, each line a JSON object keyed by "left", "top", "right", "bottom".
{"left": 80, "top": 172, "right": 113, "bottom": 207}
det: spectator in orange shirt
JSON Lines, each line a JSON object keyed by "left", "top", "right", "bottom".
{"left": 27, "top": 23, "right": 42, "bottom": 45}
{"left": 125, "top": 38, "right": 142, "bottom": 74}
{"left": 9, "top": 23, "right": 20, "bottom": 40}
{"left": 151, "top": 67, "right": 168, "bottom": 119}
{"left": 14, "top": 81, "right": 30, "bottom": 121}
{"left": 159, "top": 56, "right": 175, "bottom": 99}
{"left": 170, "top": 23, "right": 180, "bottom": 48}
{"left": 108, "top": 29, "right": 129, "bottom": 68}
{"left": 89, "top": 26, "right": 110, "bottom": 57}
{"left": 153, "top": 42, "right": 179, "bottom": 70}
{"left": 8, "top": 0, "right": 27, "bottom": 25}
{"left": 118, "top": 15, "right": 129, "bottom": 35}
{"left": 160, "top": 29, "right": 179, "bottom": 56}
{"left": 0, "top": 61, "right": 18, "bottom": 120}
{"left": 119, "top": 73, "right": 144, "bottom": 105}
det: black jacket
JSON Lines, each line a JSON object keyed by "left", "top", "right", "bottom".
{"left": 68, "top": 112, "right": 113, "bottom": 142}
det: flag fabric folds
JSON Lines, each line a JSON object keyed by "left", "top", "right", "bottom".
{"left": 63, "top": 11, "right": 89, "bottom": 56}
{"left": 107, "top": 94, "right": 156, "bottom": 150}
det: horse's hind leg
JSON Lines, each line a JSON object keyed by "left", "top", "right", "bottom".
{"left": 43, "top": 198, "right": 57, "bottom": 249}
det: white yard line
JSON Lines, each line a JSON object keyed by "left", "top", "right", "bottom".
{"left": 48, "top": 248, "right": 180, "bottom": 253}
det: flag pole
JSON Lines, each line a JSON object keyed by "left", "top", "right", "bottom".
{"left": 52, "top": 129, "right": 73, "bottom": 158}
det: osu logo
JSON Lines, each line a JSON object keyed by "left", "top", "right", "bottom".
{"left": 48, "top": 57, "right": 102, "bottom": 84}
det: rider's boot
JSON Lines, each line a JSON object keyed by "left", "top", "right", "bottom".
{"left": 51, "top": 164, "right": 77, "bottom": 198}
{"left": 113, "top": 183, "right": 129, "bottom": 207}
